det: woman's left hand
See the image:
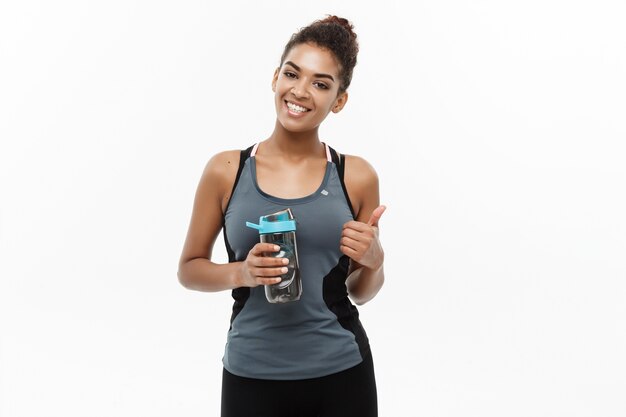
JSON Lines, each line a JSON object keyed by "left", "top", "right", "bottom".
{"left": 340, "top": 205, "right": 386, "bottom": 270}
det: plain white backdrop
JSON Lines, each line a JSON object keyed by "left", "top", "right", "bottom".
{"left": 1, "top": 1, "right": 625, "bottom": 416}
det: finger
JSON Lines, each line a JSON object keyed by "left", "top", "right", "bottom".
{"left": 342, "top": 226, "right": 372, "bottom": 240}
{"left": 342, "top": 220, "right": 371, "bottom": 232}
{"left": 340, "top": 244, "right": 359, "bottom": 260}
{"left": 250, "top": 243, "right": 281, "bottom": 256}
{"left": 367, "top": 205, "right": 387, "bottom": 227}
{"left": 340, "top": 236, "right": 365, "bottom": 252}
{"left": 257, "top": 277, "right": 283, "bottom": 286}
{"left": 254, "top": 266, "right": 289, "bottom": 278}
{"left": 254, "top": 256, "right": 290, "bottom": 267}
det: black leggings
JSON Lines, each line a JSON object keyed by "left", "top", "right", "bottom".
{"left": 221, "top": 352, "right": 377, "bottom": 417}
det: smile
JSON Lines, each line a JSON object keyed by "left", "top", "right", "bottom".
{"left": 285, "top": 101, "right": 311, "bottom": 113}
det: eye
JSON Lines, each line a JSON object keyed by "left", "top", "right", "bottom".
{"left": 283, "top": 71, "right": 297, "bottom": 78}
{"left": 314, "top": 82, "right": 329, "bottom": 90}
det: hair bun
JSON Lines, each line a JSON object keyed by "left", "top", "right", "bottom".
{"left": 319, "top": 15, "right": 357, "bottom": 40}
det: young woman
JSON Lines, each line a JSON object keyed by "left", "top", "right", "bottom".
{"left": 178, "top": 15, "right": 385, "bottom": 417}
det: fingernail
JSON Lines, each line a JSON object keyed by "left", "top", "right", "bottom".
{"left": 281, "top": 267, "right": 288, "bottom": 273}
{"left": 274, "top": 245, "right": 280, "bottom": 251}
{"left": 282, "top": 258, "right": 289, "bottom": 265}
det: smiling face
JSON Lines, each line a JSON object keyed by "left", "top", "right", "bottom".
{"left": 272, "top": 42, "right": 348, "bottom": 133}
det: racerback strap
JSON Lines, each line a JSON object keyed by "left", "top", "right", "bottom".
{"left": 326, "top": 145, "right": 355, "bottom": 218}
{"left": 227, "top": 144, "right": 255, "bottom": 204}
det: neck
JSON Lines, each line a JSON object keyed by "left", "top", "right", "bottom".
{"left": 264, "top": 120, "right": 324, "bottom": 157}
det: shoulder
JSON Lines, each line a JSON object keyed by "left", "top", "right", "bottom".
{"left": 198, "top": 149, "right": 244, "bottom": 210}
{"left": 342, "top": 154, "right": 379, "bottom": 187}
{"left": 203, "top": 149, "right": 242, "bottom": 179}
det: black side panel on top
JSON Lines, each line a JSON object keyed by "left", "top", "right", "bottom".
{"left": 223, "top": 145, "right": 254, "bottom": 327}
{"left": 322, "top": 255, "right": 371, "bottom": 360}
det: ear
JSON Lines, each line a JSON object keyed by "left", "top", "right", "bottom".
{"left": 332, "top": 91, "right": 349, "bottom": 113}
{"left": 271, "top": 67, "right": 280, "bottom": 92}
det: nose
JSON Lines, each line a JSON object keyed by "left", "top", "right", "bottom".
{"left": 291, "top": 79, "right": 310, "bottom": 99}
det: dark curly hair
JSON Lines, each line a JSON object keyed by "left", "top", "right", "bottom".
{"left": 279, "top": 15, "right": 359, "bottom": 95}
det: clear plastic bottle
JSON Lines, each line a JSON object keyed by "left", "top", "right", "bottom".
{"left": 246, "top": 208, "right": 302, "bottom": 303}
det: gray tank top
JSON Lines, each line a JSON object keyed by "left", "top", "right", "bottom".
{"left": 221, "top": 142, "right": 370, "bottom": 380}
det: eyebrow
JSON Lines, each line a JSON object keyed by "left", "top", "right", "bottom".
{"left": 284, "top": 61, "right": 335, "bottom": 82}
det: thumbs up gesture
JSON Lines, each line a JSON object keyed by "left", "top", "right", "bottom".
{"left": 340, "top": 205, "right": 386, "bottom": 270}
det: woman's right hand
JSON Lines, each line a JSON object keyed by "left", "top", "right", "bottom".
{"left": 239, "top": 243, "right": 289, "bottom": 288}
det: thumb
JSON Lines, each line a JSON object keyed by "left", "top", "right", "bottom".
{"left": 367, "top": 205, "right": 387, "bottom": 227}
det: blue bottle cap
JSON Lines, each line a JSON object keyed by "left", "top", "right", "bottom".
{"left": 246, "top": 209, "right": 297, "bottom": 234}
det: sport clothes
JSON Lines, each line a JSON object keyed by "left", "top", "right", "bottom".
{"left": 221, "top": 142, "right": 371, "bottom": 380}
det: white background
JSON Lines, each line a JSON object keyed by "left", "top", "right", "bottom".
{"left": 1, "top": 1, "right": 625, "bottom": 416}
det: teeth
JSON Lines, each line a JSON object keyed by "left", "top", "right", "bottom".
{"left": 287, "top": 101, "right": 309, "bottom": 113}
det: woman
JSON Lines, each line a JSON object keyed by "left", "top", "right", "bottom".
{"left": 178, "top": 15, "right": 385, "bottom": 417}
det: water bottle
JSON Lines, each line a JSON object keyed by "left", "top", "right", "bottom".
{"left": 246, "top": 208, "right": 302, "bottom": 303}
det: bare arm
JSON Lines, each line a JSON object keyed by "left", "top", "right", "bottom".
{"left": 340, "top": 155, "right": 386, "bottom": 305}
{"left": 177, "top": 151, "right": 287, "bottom": 292}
